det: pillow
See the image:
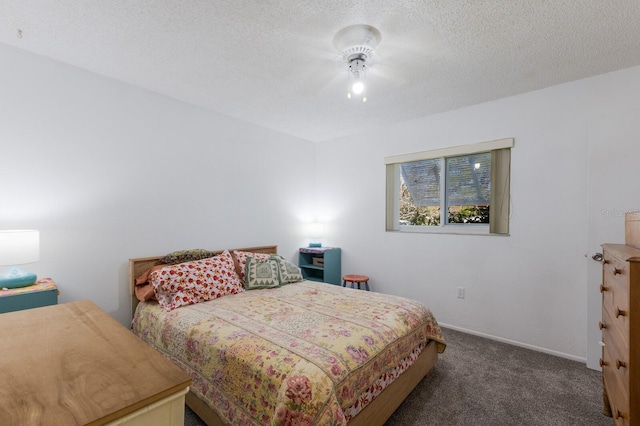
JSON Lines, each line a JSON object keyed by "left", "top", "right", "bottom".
{"left": 135, "top": 264, "right": 167, "bottom": 286}
{"left": 271, "top": 254, "right": 303, "bottom": 284}
{"left": 134, "top": 283, "right": 156, "bottom": 302}
{"left": 244, "top": 257, "right": 280, "bottom": 290}
{"left": 134, "top": 264, "right": 169, "bottom": 302}
{"left": 233, "top": 250, "right": 272, "bottom": 281}
{"left": 159, "top": 249, "right": 218, "bottom": 264}
{"left": 150, "top": 250, "right": 244, "bottom": 310}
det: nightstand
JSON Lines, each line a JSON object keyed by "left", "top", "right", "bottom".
{"left": 0, "top": 278, "right": 58, "bottom": 314}
{"left": 299, "top": 247, "right": 341, "bottom": 285}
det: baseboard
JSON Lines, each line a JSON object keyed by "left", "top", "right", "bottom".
{"left": 439, "top": 322, "right": 587, "bottom": 364}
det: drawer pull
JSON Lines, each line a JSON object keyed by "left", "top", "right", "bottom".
{"left": 603, "top": 259, "right": 609, "bottom": 265}
{"left": 615, "top": 359, "right": 627, "bottom": 369}
{"left": 599, "top": 358, "right": 608, "bottom": 367}
{"left": 613, "top": 268, "right": 622, "bottom": 275}
{"left": 599, "top": 321, "right": 606, "bottom": 330}
{"left": 615, "top": 307, "right": 627, "bottom": 318}
{"left": 599, "top": 284, "right": 608, "bottom": 293}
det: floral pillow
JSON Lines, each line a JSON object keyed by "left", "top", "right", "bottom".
{"left": 150, "top": 250, "right": 244, "bottom": 310}
{"left": 244, "top": 257, "right": 281, "bottom": 290}
{"left": 233, "top": 250, "right": 272, "bottom": 281}
{"left": 271, "top": 254, "right": 303, "bottom": 284}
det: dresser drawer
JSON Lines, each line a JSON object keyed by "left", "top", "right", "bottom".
{"left": 602, "top": 260, "right": 630, "bottom": 338}
{"left": 601, "top": 290, "right": 630, "bottom": 348}
{"left": 603, "top": 343, "right": 630, "bottom": 424}
{"left": 603, "top": 254, "right": 630, "bottom": 293}
{"left": 603, "top": 326, "right": 630, "bottom": 385}
{"left": 602, "top": 253, "right": 629, "bottom": 291}
{"left": 602, "top": 306, "right": 629, "bottom": 355}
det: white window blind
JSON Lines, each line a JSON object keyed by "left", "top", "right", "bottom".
{"left": 446, "top": 152, "right": 491, "bottom": 206}
{"left": 399, "top": 158, "right": 441, "bottom": 207}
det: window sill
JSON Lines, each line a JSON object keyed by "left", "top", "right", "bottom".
{"left": 389, "top": 225, "right": 509, "bottom": 236}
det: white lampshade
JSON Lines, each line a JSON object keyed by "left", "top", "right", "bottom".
{"left": 307, "top": 222, "right": 324, "bottom": 238}
{"left": 0, "top": 230, "right": 40, "bottom": 266}
{"left": 307, "top": 222, "right": 323, "bottom": 248}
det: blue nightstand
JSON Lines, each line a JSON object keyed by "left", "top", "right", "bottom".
{"left": 0, "top": 278, "right": 58, "bottom": 313}
{"left": 299, "top": 247, "right": 341, "bottom": 285}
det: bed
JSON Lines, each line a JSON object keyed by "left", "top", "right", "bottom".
{"left": 129, "top": 245, "right": 446, "bottom": 426}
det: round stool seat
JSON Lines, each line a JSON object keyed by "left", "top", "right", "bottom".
{"left": 342, "top": 274, "right": 370, "bottom": 291}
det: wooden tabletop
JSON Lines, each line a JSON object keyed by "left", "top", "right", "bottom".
{"left": 0, "top": 300, "right": 191, "bottom": 425}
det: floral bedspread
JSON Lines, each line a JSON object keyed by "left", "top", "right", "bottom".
{"left": 132, "top": 281, "right": 446, "bottom": 425}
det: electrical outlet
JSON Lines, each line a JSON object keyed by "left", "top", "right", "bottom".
{"left": 456, "top": 287, "right": 465, "bottom": 299}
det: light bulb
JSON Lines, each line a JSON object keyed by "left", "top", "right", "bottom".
{"left": 352, "top": 81, "right": 364, "bottom": 95}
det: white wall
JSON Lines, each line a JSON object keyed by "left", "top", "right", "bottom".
{"left": 0, "top": 43, "right": 316, "bottom": 326}
{"left": 3, "top": 39, "right": 640, "bottom": 362}
{"left": 316, "top": 66, "right": 640, "bottom": 361}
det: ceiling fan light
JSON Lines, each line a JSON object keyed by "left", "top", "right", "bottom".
{"left": 336, "top": 25, "right": 379, "bottom": 103}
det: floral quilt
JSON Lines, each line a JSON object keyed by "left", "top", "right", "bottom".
{"left": 132, "top": 281, "right": 446, "bottom": 425}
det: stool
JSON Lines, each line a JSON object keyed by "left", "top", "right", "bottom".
{"left": 342, "top": 274, "right": 370, "bottom": 291}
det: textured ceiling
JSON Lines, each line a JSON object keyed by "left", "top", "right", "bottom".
{"left": 2, "top": 1, "right": 640, "bottom": 142}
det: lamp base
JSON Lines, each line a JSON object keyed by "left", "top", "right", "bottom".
{"left": 0, "top": 267, "right": 37, "bottom": 289}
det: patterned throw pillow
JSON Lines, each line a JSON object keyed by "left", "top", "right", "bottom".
{"left": 244, "top": 257, "right": 280, "bottom": 290}
{"left": 150, "top": 250, "right": 244, "bottom": 310}
{"left": 271, "top": 254, "right": 303, "bottom": 284}
{"left": 159, "top": 249, "right": 218, "bottom": 264}
{"left": 233, "top": 250, "right": 272, "bottom": 281}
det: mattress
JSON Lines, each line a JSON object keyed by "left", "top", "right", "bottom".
{"left": 132, "top": 280, "right": 445, "bottom": 425}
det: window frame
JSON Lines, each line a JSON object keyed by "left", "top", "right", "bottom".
{"left": 385, "top": 138, "right": 513, "bottom": 235}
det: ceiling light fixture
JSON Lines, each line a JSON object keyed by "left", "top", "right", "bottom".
{"left": 334, "top": 25, "right": 381, "bottom": 103}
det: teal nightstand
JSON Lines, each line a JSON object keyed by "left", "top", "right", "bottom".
{"left": 299, "top": 247, "right": 341, "bottom": 285}
{"left": 0, "top": 278, "right": 58, "bottom": 313}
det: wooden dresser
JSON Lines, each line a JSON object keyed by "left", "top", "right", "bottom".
{"left": 0, "top": 300, "right": 191, "bottom": 425}
{"left": 601, "top": 212, "right": 640, "bottom": 425}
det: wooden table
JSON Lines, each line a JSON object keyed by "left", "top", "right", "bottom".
{"left": 0, "top": 300, "right": 191, "bottom": 425}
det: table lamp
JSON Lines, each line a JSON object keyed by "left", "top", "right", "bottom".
{"left": 0, "top": 230, "right": 40, "bottom": 288}
{"left": 308, "top": 222, "right": 323, "bottom": 248}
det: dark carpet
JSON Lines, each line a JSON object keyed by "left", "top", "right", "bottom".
{"left": 185, "top": 327, "right": 613, "bottom": 425}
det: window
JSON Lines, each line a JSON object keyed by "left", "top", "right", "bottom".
{"left": 385, "top": 138, "right": 513, "bottom": 235}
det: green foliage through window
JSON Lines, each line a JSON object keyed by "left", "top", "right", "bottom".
{"left": 399, "top": 181, "right": 489, "bottom": 225}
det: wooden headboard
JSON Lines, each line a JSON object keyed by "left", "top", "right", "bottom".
{"left": 129, "top": 245, "right": 278, "bottom": 319}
